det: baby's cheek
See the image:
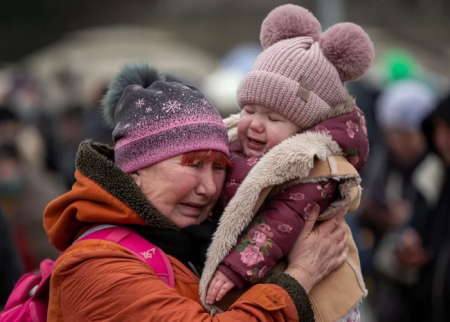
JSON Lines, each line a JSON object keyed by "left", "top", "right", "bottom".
{"left": 267, "top": 132, "right": 286, "bottom": 149}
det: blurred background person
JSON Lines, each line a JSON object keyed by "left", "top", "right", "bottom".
{"left": 396, "top": 93, "right": 450, "bottom": 322}
{"left": 79, "top": 79, "right": 112, "bottom": 145}
{"left": 358, "top": 77, "right": 442, "bottom": 322}
{"left": 53, "top": 105, "right": 84, "bottom": 189}
{"left": 0, "top": 106, "right": 21, "bottom": 145}
{"left": 0, "top": 142, "right": 63, "bottom": 271}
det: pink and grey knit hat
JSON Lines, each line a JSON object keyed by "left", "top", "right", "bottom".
{"left": 102, "top": 63, "right": 229, "bottom": 173}
{"left": 237, "top": 4, "right": 375, "bottom": 129}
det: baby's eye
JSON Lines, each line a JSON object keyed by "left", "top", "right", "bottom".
{"left": 245, "top": 109, "right": 255, "bottom": 114}
{"left": 269, "top": 116, "right": 280, "bottom": 122}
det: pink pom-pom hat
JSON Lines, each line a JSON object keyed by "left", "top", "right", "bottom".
{"left": 237, "top": 4, "right": 375, "bottom": 129}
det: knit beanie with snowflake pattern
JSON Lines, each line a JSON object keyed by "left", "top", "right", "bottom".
{"left": 237, "top": 4, "right": 375, "bottom": 130}
{"left": 102, "top": 63, "right": 229, "bottom": 173}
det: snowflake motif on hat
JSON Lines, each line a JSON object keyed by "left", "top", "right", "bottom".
{"left": 156, "top": 91, "right": 163, "bottom": 94}
{"left": 135, "top": 99, "right": 145, "bottom": 108}
{"left": 162, "top": 100, "right": 181, "bottom": 113}
{"left": 198, "top": 98, "right": 211, "bottom": 110}
{"left": 146, "top": 107, "right": 152, "bottom": 113}
{"left": 132, "top": 85, "right": 141, "bottom": 91}
{"left": 202, "top": 98, "right": 210, "bottom": 105}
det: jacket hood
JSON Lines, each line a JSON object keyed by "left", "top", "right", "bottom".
{"left": 44, "top": 141, "right": 176, "bottom": 251}
{"left": 307, "top": 102, "right": 369, "bottom": 171}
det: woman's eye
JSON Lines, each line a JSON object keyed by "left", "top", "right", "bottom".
{"left": 189, "top": 163, "right": 200, "bottom": 168}
{"left": 213, "top": 166, "right": 226, "bottom": 171}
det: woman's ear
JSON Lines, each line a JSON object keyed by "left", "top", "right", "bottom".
{"left": 130, "top": 171, "right": 141, "bottom": 188}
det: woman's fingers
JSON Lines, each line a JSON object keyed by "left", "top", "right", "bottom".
{"left": 330, "top": 221, "right": 346, "bottom": 244}
{"left": 285, "top": 205, "right": 350, "bottom": 291}
{"left": 336, "top": 246, "right": 350, "bottom": 267}
{"left": 335, "top": 205, "right": 349, "bottom": 218}
{"left": 316, "top": 213, "right": 342, "bottom": 235}
{"left": 298, "top": 204, "right": 320, "bottom": 240}
{"left": 336, "top": 233, "right": 348, "bottom": 254}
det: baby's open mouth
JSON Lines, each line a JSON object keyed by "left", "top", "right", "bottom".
{"left": 248, "top": 138, "right": 265, "bottom": 145}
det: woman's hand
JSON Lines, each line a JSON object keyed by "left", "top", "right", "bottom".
{"left": 284, "top": 205, "right": 349, "bottom": 293}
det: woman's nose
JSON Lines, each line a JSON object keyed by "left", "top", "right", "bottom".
{"left": 195, "top": 169, "right": 218, "bottom": 197}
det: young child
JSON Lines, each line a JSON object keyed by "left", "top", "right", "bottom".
{"left": 200, "top": 4, "right": 374, "bottom": 321}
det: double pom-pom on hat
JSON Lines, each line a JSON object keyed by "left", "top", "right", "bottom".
{"left": 260, "top": 4, "right": 374, "bottom": 82}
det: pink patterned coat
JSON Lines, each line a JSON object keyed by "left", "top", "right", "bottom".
{"left": 218, "top": 108, "right": 369, "bottom": 288}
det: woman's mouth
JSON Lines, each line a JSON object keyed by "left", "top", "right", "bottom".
{"left": 179, "top": 203, "right": 205, "bottom": 216}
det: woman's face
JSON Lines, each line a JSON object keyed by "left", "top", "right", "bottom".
{"left": 131, "top": 154, "right": 226, "bottom": 229}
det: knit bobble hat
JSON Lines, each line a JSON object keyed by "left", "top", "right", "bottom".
{"left": 102, "top": 63, "right": 229, "bottom": 173}
{"left": 237, "top": 4, "right": 375, "bottom": 129}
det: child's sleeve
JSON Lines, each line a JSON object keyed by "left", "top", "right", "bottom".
{"left": 219, "top": 180, "right": 339, "bottom": 286}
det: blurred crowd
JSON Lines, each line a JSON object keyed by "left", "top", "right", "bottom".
{"left": 347, "top": 50, "right": 450, "bottom": 321}
{"left": 0, "top": 66, "right": 113, "bottom": 306}
{"left": 1, "top": 42, "right": 450, "bottom": 321}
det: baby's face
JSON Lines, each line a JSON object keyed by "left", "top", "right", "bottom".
{"left": 238, "top": 104, "right": 298, "bottom": 157}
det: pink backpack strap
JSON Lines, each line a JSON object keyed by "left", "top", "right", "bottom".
{"left": 75, "top": 225, "right": 175, "bottom": 288}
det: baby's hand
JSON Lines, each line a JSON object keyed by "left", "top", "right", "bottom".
{"left": 206, "top": 270, "right": 236, "bottom": 305}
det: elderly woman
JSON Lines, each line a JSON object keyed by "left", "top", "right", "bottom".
{"left": 43, "top": 63, "right": 348, "bottom": 321}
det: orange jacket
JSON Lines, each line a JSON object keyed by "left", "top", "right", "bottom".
{"left": 43, "top": 141, "right": 312, "bottom": 321}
